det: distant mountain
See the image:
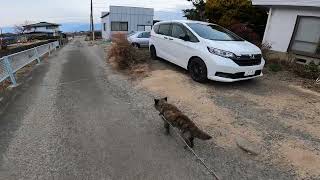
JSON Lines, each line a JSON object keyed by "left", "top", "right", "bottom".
{"left": 60, "top": 23, "right": 101, "bottom": 33}
{"left": 1, "top": 27, "right": 14, "bottom": 33}
{"left": 1, "top": 23, "right": 101, "bottom": 33}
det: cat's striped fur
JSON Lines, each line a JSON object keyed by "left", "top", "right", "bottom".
{"left": 154, "top": 97, "right": 212, "bottom": 148}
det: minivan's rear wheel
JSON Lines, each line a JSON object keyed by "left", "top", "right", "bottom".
{"left": 150, "top": 46, "right": 158, "bottom": 60}
{"left": 188, "top": 58, "right": 208, "bottom": 83}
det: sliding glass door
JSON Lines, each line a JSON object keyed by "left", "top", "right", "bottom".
{"left": 289, "top": 16, "right": 320, "bottom": 58}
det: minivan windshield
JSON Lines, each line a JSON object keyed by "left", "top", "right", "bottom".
{"left": 187, "top": 23, "right": 244, "bottom": 41}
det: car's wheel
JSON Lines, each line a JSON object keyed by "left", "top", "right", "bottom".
{"left": 150, "top": 46, "right": 158, "bottom": 60}
{"left": 188, "top": 58, "right": 208, "bottom": 83}
{"left": 132, "top": 43, "right": 140, "bottom": 48}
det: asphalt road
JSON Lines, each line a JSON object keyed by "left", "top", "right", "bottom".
{"left": 0, "top": 38, "right": 212, "bottom": 180}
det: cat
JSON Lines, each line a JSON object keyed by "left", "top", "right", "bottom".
{"left": 154, "top": 97, "right": 212, "bottom": 148}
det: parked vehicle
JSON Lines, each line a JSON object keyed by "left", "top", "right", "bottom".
{"left": 149, "top": 20, "right": 265, "bottom": 82}
{"left": 127, "top": 31, "right": 150, "bottom": 48}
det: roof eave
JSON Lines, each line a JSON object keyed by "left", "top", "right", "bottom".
{"left": 101, "top": 12, "right": 110, "bottom": 19}
{"left": 253, "top": 4, "right": 320, "bottom": 9}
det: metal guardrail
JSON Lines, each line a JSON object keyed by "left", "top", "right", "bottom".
{"left": 0, "top": 41, "right": 59, "bottom": 86}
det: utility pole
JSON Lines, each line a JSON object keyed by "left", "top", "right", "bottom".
{"left": 0, "top": 27, "right": 3, "bottom": 48}
{"left": 90, "top": 0, "right": 95, "bottom": 41}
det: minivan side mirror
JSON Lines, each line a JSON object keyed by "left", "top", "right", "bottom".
{"left": 179, "top": 34, "right": 190, "bottom": 41}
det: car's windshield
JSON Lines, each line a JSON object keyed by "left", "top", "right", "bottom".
{"left": 187, "top": 23, "right": 244, "bottom": 41}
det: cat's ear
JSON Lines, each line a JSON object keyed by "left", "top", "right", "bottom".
{"left": 154, "top": 99, "right": 159, "bottom": 105}
{"left": 164, "top": 97, "right": 168, "bottom": 101}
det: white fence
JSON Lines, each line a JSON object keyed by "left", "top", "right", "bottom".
{"left": 0, "top": 41, "right": 59, "bottom": 86}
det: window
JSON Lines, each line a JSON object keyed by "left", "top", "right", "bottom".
{"left": 158, "top": 24, "right": 171, "bottom": 36}
{"left": 145, "top": 26, "right": 152, "bottom": 32}
{"left": 153, "top": 24, "right": 160, "bottom": 34}
{"left": 111, "top": 22, "right": 128, "bottom": 31}
{"left": 46, "top": 26, "right": 56, "bottom": 30}
{"left": 153, "top": 25, "right": 159, "bottom": 33}
{"left": 137, "top": 25, "right": 145, "bottom": 31}
{"left": 289, "top": 16, "right": 320, "bottom": 57}
{"left": 137, "top": 25, "right": 152, "bottom": 32}
{"left": 171, "top": 24, "right": 185, "bottom": 38}
{"left": 103, "top": 23, "right": 106, "bottom": 31}
{"left": 138, "top": 32, "right": 151, "bottom": 38}
{"left": 187, "top": 23, "right": 243, "bottom": 41}
{"left": 171, "top": 23, "right": 199, "bottom": 42}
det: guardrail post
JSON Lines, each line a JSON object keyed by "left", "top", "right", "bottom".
{"left": 34, "top": 47, "right": 41, "bottom": 64}
{"left": 3, "top": 56, "right": 17, "bottom": 87}
{"left": 48, "top": 44, "right": 51, "bottom": 56}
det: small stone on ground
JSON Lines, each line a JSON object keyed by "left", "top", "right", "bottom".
{"left": 236, "top": 137, "right": 261, "bottom": 155}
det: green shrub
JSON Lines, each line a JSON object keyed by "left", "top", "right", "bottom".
{"left": 294, "top": 62, "right": 320, "bottom": 80}
{"left": 268, "top": 63, "right": 282, "bottom": 72}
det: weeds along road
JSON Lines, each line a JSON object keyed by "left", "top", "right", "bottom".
{"left": 0, "top": 38, "right": 212, "bottom": 179}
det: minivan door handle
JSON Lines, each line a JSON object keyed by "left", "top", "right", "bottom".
{"left": 168, "top": 38, "right": 173, "bottom": 40}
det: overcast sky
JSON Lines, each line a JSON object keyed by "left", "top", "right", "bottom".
{"left": 0, "top": 0, "right": 192, "bottom": 27}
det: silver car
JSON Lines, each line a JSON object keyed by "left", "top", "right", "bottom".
{"left": 127, "top": 31, "right": 150, "bottom": 48}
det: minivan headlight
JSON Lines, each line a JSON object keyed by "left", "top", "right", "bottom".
{"left": 207, "top": 47, "right": 236, "bottom": 58}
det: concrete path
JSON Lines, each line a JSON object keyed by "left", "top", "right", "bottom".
{"left": 0, "top": 38, "right": 212, "bottom": 180}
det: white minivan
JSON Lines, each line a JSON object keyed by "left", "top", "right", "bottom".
{"left": 149, "top": 20, "right": 265, "bottom": 82}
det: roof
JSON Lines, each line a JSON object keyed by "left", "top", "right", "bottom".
{"left": 155, "top": 20, "right": 212, "bottom": 25}
{"left": 110, "top": 5, "right": 153, "bottom": 10}
{"left": 24, "top": 22, "right": 60, "bottom": 28}
{"left": 101, "top": 12, "right": 110, "bottom": 18}
{"left": 252, "top": 0, "right": 320, "bottom": 8}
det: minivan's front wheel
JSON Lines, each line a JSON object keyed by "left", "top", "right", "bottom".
{"left": 150, "top": 46, "right": 158, "bottom": 60}
{"left": 188, "top": 58, "right": 208, "bottom": 83}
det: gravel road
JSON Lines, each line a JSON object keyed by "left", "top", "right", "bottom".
{"left": 0, "top": 38, "right": 213, "bottom": 179}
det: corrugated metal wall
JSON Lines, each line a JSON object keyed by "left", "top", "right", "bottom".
{"left": 109, "top": 6, "right": 154, "bottom": 32}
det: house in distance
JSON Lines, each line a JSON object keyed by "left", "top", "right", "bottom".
{"left": 24, "top": 22, "right": 61, "bottom": 37}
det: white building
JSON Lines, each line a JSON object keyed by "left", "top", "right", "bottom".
{"left": 101, "top": 6, "right": 154, "bottom": 40}
{"left": 24, "top": 22, "right": 61, "bottom": 37}
{"left": 252, "top": 0, "right": 320, "bottom": 64}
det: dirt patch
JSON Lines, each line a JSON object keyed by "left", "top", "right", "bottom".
{"left": 132, "top": 57, "right": 320, "bottom": 179}
{"left": 275, "top": 139, "right": 320, "bottom": 179}
{"left": 136, "top": 68, "right": 265, "bottom": 150}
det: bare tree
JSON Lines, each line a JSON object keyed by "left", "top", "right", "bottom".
{"left": 14, "top": 21, "right": 32, "bottom": 34}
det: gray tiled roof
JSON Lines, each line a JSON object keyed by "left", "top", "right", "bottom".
{"left": 24, "top": 22, "right": 60, "bottom": 28}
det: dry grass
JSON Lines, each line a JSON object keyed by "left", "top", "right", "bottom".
{"left": 266, "top": 58, "right": 319, "bottom": 79}
{"left": 107, "top": 33, "right": 151, "bottom": 78}
{"left": 264, "top": 58, "right": 320, "bottom": 92}
{"left": 0, "top": 61, "right": 37, "bottom": 94}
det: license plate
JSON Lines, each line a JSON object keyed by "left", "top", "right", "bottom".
{"left": 244, "top": 70, "right": 256, "bottom": 76}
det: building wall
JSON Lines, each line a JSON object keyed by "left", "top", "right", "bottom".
{"left": 263, "top": 7, "right": 320, "bottom": 52}
{"left": 101, "top": 6, "right": 154, "bottom": 40}
{"left": 26, "top": 27, "right": 60, "bottom": 33}
{"left": 101, "top": 15, "right": 110, "bottom": 39}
